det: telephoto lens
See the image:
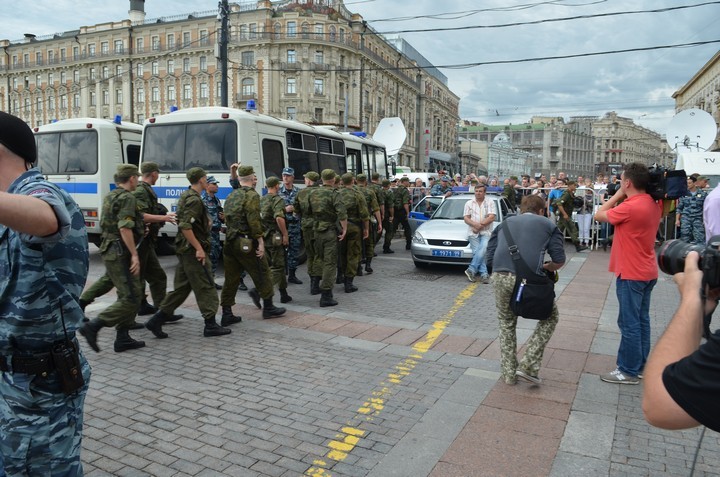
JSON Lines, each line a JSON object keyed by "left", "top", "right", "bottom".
{"left": 657, "top": 240, "right": 705, "bottom": 276}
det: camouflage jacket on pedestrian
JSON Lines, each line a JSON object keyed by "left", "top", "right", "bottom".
{"left": 0, "top": 169, "right": 89, "bottom": 354}
{"left": 133, "top": 180, "right": 162, "bottom": 240}
{"left": 100, "top": 186, "right": 143, "bottom": 253}
{"left": 394, "top": 185, "right": 410, "bottom": 209}
{"left": 260, "top": 193, "right": 286, "bottom": 237}
{"left": 309, "top": 184, "right": 348, "bottom": 232}
{"left": 279, "top": 184, "right": 299, "bottom": 224}
{"left": 555, "top": 190, "right": 575, "bottom": 217}
{"left": 502, "top": 184, "right": 517, "bottom": 210}
{"left": 294, "top": 185, "right": 316, "bottom": 230}
{"left": 677, "top": 188, "right": 707, "bottom": 218}
{"left": 369, "top": 183, "right": 385, "bottom": 211}
{"left": 224, "top": 186, "right": 263, "bottom": 240}
{"left": 202, "top": 193, "right": 224, "bottom": 232}
{"left": 382, "top": 188, "right": 395, "bottom": 214}
{"left": 430, "top": 184, "right": 451, "bottom": 197}
{"left": 339, "top": 187, "right": 370, "bottom": 224}
{"left": 358, "top": 185, "right": 380, "bottom": 216}
{"left": 175, "top": 188, "right": 211, "bottom": 254}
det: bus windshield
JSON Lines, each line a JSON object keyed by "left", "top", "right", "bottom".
{"left": 36, "top": 131, "right": 99, "bottom": 174}
{"left": 142, "top": 121, "right": 237, "bottom": 172}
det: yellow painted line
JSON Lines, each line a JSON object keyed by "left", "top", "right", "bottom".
{"left": 305, "top": 282, "right": 479, "bottom": 476}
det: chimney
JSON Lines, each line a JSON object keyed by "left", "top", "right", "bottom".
{"left": 129, "top": 0, "right": 146, "bottom": 23}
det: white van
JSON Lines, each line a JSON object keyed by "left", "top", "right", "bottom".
{"left": 676, "top": 152, "right": 720, "bottom": 187}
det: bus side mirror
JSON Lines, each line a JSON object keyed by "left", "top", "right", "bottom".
{"left": 391, "top": 163, "right": 397, "bottom": 176}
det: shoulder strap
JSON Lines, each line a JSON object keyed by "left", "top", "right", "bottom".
{"left": 502, "top": 221, "right": 535, "bottom": 279}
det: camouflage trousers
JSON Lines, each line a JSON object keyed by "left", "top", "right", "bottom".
{"left": 160, "top": 252, "right": 219, "bottom": 321}
{"left": 302, "top": 225, "right": 318, "bottom": 277}
{"left": 382, "top": 216, "right": 394, "bottom": 250}
{"left": 286, "top": 220, "right": 302, "bottom": 272}
{"left": 266, "top": 243, "right": 288, "bottom": 290}
{"left": 209, "top": 230, "right": 223, "bottom": 275}
{"left": 492, "top": 273, "right": 559, "bottom": 383}
{"left": 557, "top": 217, "right": 579, "bottom": 245}
{"left": 0, "top": 356, "right": 91, "bottom": 476}
{"left": 680, "top": 217, "right": 706, "bottom": 245}
{"left": 339, "top": 222, "right": 362, "bottom": 278}
{"left": 315, "top": 228, "right": 338, "bottom": 291}
{"left": 221, "top": 238, "right": 274, "bottom": 305}
{"left": 96, "top": 250, "right": 142, "bottom": 329}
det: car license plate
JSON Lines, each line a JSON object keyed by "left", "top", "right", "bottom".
{"left": 431, "top": 249, "right": 461, "bottom": 258}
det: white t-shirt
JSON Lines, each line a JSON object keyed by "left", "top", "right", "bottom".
{"left": 464, "top": 198, "right": 497, "bottom": 237}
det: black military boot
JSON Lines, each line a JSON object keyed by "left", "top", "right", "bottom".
{"left": 383, "top": 247, "right": 395, "bottom": 254}
{"left": 248, "top": 288, "right": 262, "bottom": 309}
{"left": 164, "top": 313, "right": 184, "bottom": 323}
{"left": 335, "top": 272, "right": 344, "bottom": 284}
{"left": 365, "top": 259, "right": 373, "bottom": 274}
{"left": 288, "top": 269, "right": 303, "bottom": 285}
{"left": 310, "top": 277, "right": 321, "bottom": 296}
{"left": 221, "top": 306, "right": 242, "bottom": 326}
{"left": 145, "top": 310, "right": 169, "bottom": 339}
{"left": 114, "top": 329, "right": 146, "bottom": 353}
{"left": 344, "top": 277, "right": 358, "bottom": 293}
{"left": 320, "top": 289, "right": 338, "bottom": 307}
{"left": 79, "top": 298, "right": 90, "bottom": 322}
{"left": 138, "top": 297, "right": 158, "bottom": 316}
{"left": 262, "top": 297, "right": 286, "bottom": 319}
{"left": 280, "top": 289, "right": 292, "bottom": 303}
{"left": 79, "top": 319, "right": 104, "bottom": 352}
{"left": 204, "top": 318, "right": 231, "bottom": 337}
{"left": 356, "top": 263, "right": 363, "bottom": 277}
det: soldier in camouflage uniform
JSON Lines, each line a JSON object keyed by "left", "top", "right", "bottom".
{"left": 221, "top": 166, "right": 286, "bottom": 319}
{"left": 80, "top": 164, "right": 147, "bottom": 353}
{"left": 261, "top": 176, "right": 292, "bottom": 304}
{"left": 369, "top": 172, "right": 386, "bottom": 255}
{"left": 203, "top": 175, "right": 224, "bottom": 287}
{"left": 0, "top": 112, "right": 91, "bottom": 476}
{"left": 294, "top": 171, "right": 320, "bottom": 294}
{"left": 555, "top": 181, "right": 588, "bottom": 252}
{"left": 393, "top": 176, "right": 413, "bottom": 250}
{"left": 381, "top": 179, "right": 395, "bottom": 253}
{"left": 486, "top": 195, "right": 565, "bottom": 385}
{"left": 502, "top": 176, "right": 518, "bottom": 212}
{"left": 311, "top": 169, "right": 348, "bottom": 306}
{"left": 338, "top": 173, "right": 370, "bottom": 293}
{"left": 279, "top": 167, "right": 303, "bottom": 285}
{"left": 677, "top": 176, "right": 707, "bottom": 244}
{"left": 356, "top": 174, "right": 382, "bottom": 274}
{"left": 144, "top": 168, "right": 234, "bottom": 339}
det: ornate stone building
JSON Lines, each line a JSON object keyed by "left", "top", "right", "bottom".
{"left": 0, "top": 0, "right": 459, "bottom": 169}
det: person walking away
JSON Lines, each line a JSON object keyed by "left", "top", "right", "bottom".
{"left": 594, "top": 162, "right": 663, "bottom": 384}
{"left": 381, "top": 179, "right": 395, "bottom": 254}
{"left": 555, "top": 181, "right": 588, "bottom": 252}
{"left": 279, "top": 167, "right": 303, "bottom": 284}
{"left": 144, "top": 168, "right": 234, "bottom": 339}
{"left": 393, "top": 177, "right": 412, "bottom": 250}
{"left": 0, "top": 112, "right": 91, "bottom": 475}
{"left": 294, "top": 171, "right": 320, "bottom": 294}
{"left": 338, "top": 173, "right": 370, "bottom": 292}
{"left": 261, "top": 176, "right": 292, "bottom": 303}
{"left": 357, "top": 174, "right": 382, "bottom": 273}
{"left": 486, "top": 195, "right": 566, "bottom": 385}
{"left": 463, "top": 184, "right": 496, "bottom": 283}
{"left": 202, "top": 175, "right": 225, "bottom": 288}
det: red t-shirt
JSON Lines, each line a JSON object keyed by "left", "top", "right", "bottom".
{"left": 606, "top": 194, "right": 662, "bottom": 281}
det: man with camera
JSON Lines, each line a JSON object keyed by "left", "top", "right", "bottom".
{"left": 594, "top": 163, "right": 663, "bottom": 384}
{"left": 643, "top": 249, "right": 720, "bottom": 432}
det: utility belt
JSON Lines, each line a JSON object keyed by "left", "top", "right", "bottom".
{"left": 0, "top": 336, "right": 84, "bottom": 394}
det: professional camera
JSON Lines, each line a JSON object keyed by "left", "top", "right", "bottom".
{"left": 647, "top": 164, "right": 687, "bottom": 201}
{"left": 657, "top": 236, "right": 720, "bottom": 289}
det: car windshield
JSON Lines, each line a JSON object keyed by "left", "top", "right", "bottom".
{"left": 432, "top": 198, "right": 467, "bottom": 220}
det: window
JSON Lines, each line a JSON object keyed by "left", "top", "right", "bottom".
{"left": 36, "top": 52, "right": 42, "bottom": 65}
{"left": 60, "top": 71, "right": 67, "bottom": 83}
{"left": 103, "top": 90, "right": 109, "bottom": 105}
{"left": 89, "top": 91, "right": 96, "bottom": 106}
{"left": 74, "top": 94, "right": 80, "bottom": 108}
{"left": 182, "top": 32, "right": 191, "bottom": 47}
{"left": 101, "top": 41, "right": 109, "bottom": 55}
{"left": 36, "top": 130, "right": 99, "bottom": 175}
{"left": 249, "top": 23, "right": 257, "bottom": 40}
{"left": 241, "top": 78, "right": 255, "bottom": 97}
{"left": 167, "top": 34, "right": 175, "bottom": 49}
{"left": 340, "top": 55, "right": 345, "bottom": 67}
{"left": 48, "top": 96, "right": 54, "bottom": 111}
{"left": 12, "top": 77, "right": 17, "bottom": 89}
{"left": 60, "top": 48, "right": 66, "bottom": 61}
{"left": 35, "top": 74, "right": 41, "bottom": 86}
{"left": 167, "top": 85, "right": 176, "bottom": 101}
{"left": 116, "top": 89, "right": 123, "bottom": 103}
{"left": 216, "top": 82, "right": 222, "bottom": 97}
{"left": 88, "top": 43, "right": 96, "bottom": 57}
{"left": 48, "top": 50, "right": 54, "bottom": 63}
{"left": 136, "top": 37, "right": 144, "bottom": 52}
{"left": 115, "top": 65, "right": 123, "bottom": 77}
{"left": 151, "top": 61, "right": 158, "bottom": 75}
{"left": 315, "top": 24, "right": 323, "bottom": 39}
{"left": 151, "top": 86, "right": 159, "bottom": 102}
{"left": 183, "top": 84, "right": 191, "bottom": 100}
{"left": 315, "top": 108, "right": 323, "bottom": 123}
{"left": 287, "top": 107, "right": 296, "bottom": 120}
{"left": 329, "top": 26, "right": 336, "bottom": 41}
{"left": 152, "top": 36, "right": 160, "bottom": 50}
{"left": 102, "top": 66, "right": 109, "bottom": 79}
{"left": 314, "top": 78, "right": 324, "bottom": 95}
{"left": 137, "top": 63, "right": 143, "bottom": 77}
{"left": 241, "top": 51, "right": 254, "bottom": 66}
{"left": 302, "top": 22, "right": 310, "bottom": 39}
{"left": 89, "top": 68, "right": 96, "bottom": 80}
{"left": 114, "top": 40, "right": 123, "bottom": 53}
{"left": 200, "top": 56, "right": 207, "bottom": 71}
{"left": 36, "top": 97, "right": 43, "bottom": 112}
{"left": 199, "top": 82, "right": 208, "bottom": 99}
{"left": 137, "top": 87, "right": 145, "bottom": 102}
{"left": 239, "top": 25, "right": 248, "bottom": 40}
{"left": 287, "top": 49, "right": 296, "bottom": 63}
{"left": 183, "top": 58, "right": 190, "bottom": 73}
{"left": 48, "top": 72, "right": 54, "bottom": 84}
{"left": 167, "top": 59, "right": 175, "bottom": 72}
{"left": 340, "top": 28, "right": 345, "bottom": 42}
{"left": 73, "top": 46, "right": 79, "bottom": 60}
{"left": 287, "top": 21, "right": 297, "bottom": 38}
{"left": 142, "top": 122, "right": 237, "bottom": 172}
{"left": 200, "top": 30, "right": 208, "bottom": 45}
{"left": 60, "top": 95, "right": 67, "bottom": 109}
{"left": 314, "top": 51, "right": 323, "bottom": 64}
{"left": 287, "top": 78, "right": 296, "bottom": 94}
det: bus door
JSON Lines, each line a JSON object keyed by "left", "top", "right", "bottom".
{"left": 260, "top": 134, "right": 286, "bottom": 194}
{"left": 346, "top": 146, "right": 362, "bottom": 174}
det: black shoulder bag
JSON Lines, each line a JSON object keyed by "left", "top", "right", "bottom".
{"left": 502, "top": 223, "right": 555, "bottom": 320}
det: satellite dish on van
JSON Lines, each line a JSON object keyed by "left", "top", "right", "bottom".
{"left": 667, "top": 108, "right": 717, "bottom": 152}
{"left": 373, "top": 117, "right": 407, "bottom": 156}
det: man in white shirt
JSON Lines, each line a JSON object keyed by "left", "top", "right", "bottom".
{"left": 463, "top": 184, "right": 497, "bottom": 283}
{"left": 704, "top": 184, "right": 720, "bottom": 242}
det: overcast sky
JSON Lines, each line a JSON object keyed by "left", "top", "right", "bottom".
{"left": 3, "top": 0, "right": 719, "bottom": 136}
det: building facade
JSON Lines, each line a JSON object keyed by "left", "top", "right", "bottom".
{"left": 0, "top": 0, "right": 460, "bottom": 169}
{"left": 580, "top": 112, "right": 663, "bottom": 168}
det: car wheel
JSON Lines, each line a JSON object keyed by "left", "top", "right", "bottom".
{"left": 413, "top": 260, "right": 429, "bottom": 269}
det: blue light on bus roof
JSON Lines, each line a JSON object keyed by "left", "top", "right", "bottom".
{"left": 246, "top": 99, "right": 257, "bottom": 111}
{"left": 170, "top": 105, "right": 178, "bottom": 112}
{"left": 113, "top": 115, "right": 122, "bottom": 125}
{"left": 351, "top": 132, "right": 367, "bottom": 138}
{"left": 51, "top": 119, "right": 58, "bottom": 123}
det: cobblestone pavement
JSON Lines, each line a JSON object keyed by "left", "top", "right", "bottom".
{"left": 77, "top": 238, "right": 720, "bottom": 476}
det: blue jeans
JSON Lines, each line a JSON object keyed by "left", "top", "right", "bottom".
{"left": 615, "top": 277, "right": 656, "bottom": 376}
{"left": 468, "top": 234, "right": 490, "bottom": 276}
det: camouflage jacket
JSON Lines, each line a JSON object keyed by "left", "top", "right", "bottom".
{"left": 393, "top": 185, "right": 410, "bottom": 209}
{"left": 502, "top": 184, "right": 517, "bottom": 210}
{"left": 279, "top": 184, "right": 299, "bottom": 223}
{"left": 0, "top": 169, "right": 89, "bottom": 353}
{"left": 339, "top": 187, "right": 370, "bottom": 224}
{"left": 100, "top": 186, "right": 143, "bottom": 253}
{"left": 202, "top": 193, "right": 224, "bottom": 232}
{"left": 260, "top": 193, "right": 285, "bottom": 237}
{"left": 677, "top": 188, "right": 707, "bottom": 218}
{"left": 133, "top": 180, "right": 161, "bottom": 240}
{"left": 382, "top": 188, "right": 395, "bottom": 214}
{"left": 224, "top": 186, "right": 263, "bottom": 240}
{"left": 294, "top": 185, "right": 317, "bottom": 230}
{"left": 175, "top": 188, "right": 211, "bottom": 254}
{"left": 309, "top": 184, "right": 347, "bottom": 232}
{"left": 369, "top": 183, "right": 385, "bottom": 212}
{"left": 358, "top": 185, "right": 380, "bottom": 215}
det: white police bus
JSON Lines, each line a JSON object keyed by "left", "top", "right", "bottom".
{"left": 34, "top": 116, "right": 142, "bottom": 246}
{"left": 139, "top": 106, "right": 390, "bottom": 238}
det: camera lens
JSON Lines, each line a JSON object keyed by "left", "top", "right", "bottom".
{"left": 657, "top": 240, "right": 705, "bottom": 275}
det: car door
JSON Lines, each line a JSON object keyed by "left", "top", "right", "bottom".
{"left": 408, "top": 196, "right": 444, "bottom": 234}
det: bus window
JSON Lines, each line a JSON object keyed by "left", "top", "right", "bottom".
{"left": 126, "top": 144, "right": 140, "bottom": 166}
{"left": 185, "top": 122, "right": 236, "bottom": 171}
{"left": 143, "top": 124, "right": 184, "bottom": 171}
{"left": 262, "top": 139, "right": 285, "bottom": 178}
{"left": 287, "top": 131, "right": 318, "bottom": 177}
{"left": 346, "top": 148, "right": 360, "bottom": 174}
{"left": 39, "top": 131, "right": 98, "bottom": 174}
{"left": 318, "top": 137, "right": 345, "bottom": 173}
{"left": 36, "top": 133, "right": 60, "bottom": 174}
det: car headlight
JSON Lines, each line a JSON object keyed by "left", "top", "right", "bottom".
{"left": 412, "top": 232, "right": 426, "bottom": 244}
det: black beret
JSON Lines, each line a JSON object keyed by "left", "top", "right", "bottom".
{"left": 0, "top": 111, "right": 36, "bottom": 163}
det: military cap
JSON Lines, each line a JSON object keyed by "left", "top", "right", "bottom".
{"left": 265, "top": 176, "right": 280, "bottom": 187}
{"left": 0, "top": 111, "right": 36, "bottom": 163}
{"left": 186, "top": 167, "right": 206, "bottom": 184}
{"left": 238, "top": 165, "right": 254, "bottom": 177}
{"left": 697, "top": 175, "right": 708, "bottom": 181}
{"left": 381, "top": 179, "right": 391, "bottom": 186}
{"left": 371, "top": 172, "right": 380, "bottom": 180}
{"left": 304, "top": 171, "right": 320, "bottom": 181}
{"left": 341, "top": 172, "right": 354, "bottom": 184}
{"left": 321, "top": 169, "right": 336, "bottom": 180}
{"left": 206, "top": 175, "right": 219, "bottom": 184}
{"left": 399, "top": 176, "right": 410, "bottom": 183}
{"left": 116, "top": 164, "right": 140, "bottom": 180}
{"left": 441, "top": 175, "right": 451, "bottom": 182}
{"left": 356, "top": 173, "right": 367, "bottom": 182}
{"left": 390, "top": 178, "right": 398, "bottom": 183}
{"left": 140, "top": 162, "right": 159, "bottom": 174}
{"left": 282, "top": 167, "right": 295, "bottom": 176}
{"left": 509, "top": 175, "right": 519, "bottom": 181}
